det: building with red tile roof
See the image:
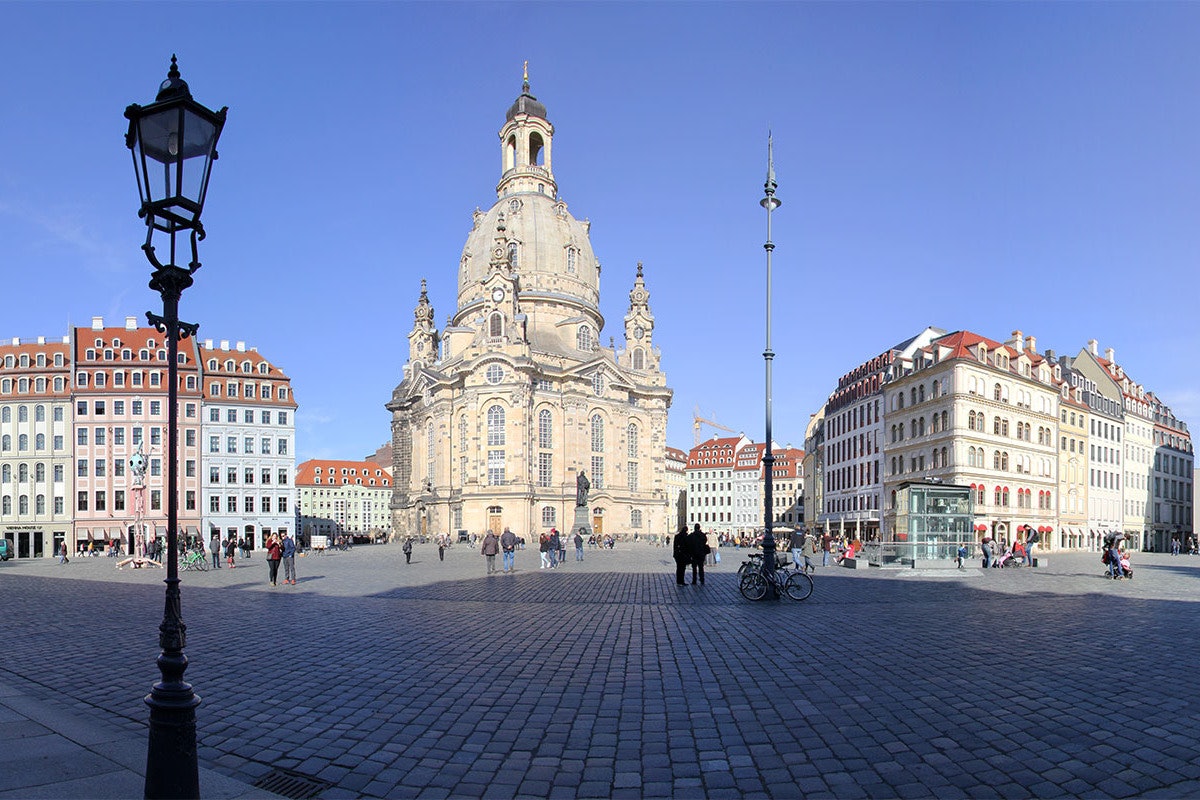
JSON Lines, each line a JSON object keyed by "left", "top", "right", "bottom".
{"left": 297, "top": 459, "right": 392, "bottom": 543}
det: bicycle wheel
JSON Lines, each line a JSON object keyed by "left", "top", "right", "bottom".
{"left": 198, "top": 555, "right": 209, "bottom": 571}
{"left": 740, "top": 572, "right": 768, "bottom": 601}
{"left": 785, "top": 571, "right": 814, "bottom": 601}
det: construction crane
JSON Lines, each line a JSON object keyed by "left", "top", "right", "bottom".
{"left": 693, "top": 405, "right": 737, "bottom": 446}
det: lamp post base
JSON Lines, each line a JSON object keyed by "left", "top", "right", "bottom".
{"left": 144, "top": 666, "right": 201, "bottom": 799}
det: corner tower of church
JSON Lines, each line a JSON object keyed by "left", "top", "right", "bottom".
{"left": 387, "top": 70, "right": 673, "bottom": 543}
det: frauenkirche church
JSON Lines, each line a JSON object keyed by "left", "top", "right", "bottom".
{"left": 387, "top": 71, "right": 673, "bottom": 541}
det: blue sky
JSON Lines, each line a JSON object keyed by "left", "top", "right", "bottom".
{"left": 1, "top": 2, "right": 1197, "bottom": 461}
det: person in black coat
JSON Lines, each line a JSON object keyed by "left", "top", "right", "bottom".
{"left": 688, "top": 523, "right": 710, "bottom": 585}
{"left": 672, "top": 525, "right": 691, "bottom": 585}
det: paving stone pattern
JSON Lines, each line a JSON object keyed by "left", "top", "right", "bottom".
{"left": 1, "top": 544, "right": 1199, "bottom": 798}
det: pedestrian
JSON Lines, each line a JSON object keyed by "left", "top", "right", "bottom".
{"left": 548, "top": 529, "right": 560, "bottom": 568}
{"left": 58, "top": 541, "right": 69, "bottom": 565}
{"left": 821, "top": 532, "right": 832, "bottom": 567}
{"left": 281, "top": 531, "right": 297, "bottom": 585}
{"left": 802, "top": 531, "right": 819, "bottom": 574}
{"left": 210, "top": 532, "right": 222, "bottom": 569}
{"left": 225, "top": 536, "right": 237, "bottom": 568}
{"left": 501, "top": 526, "right": 518, "bottom": 572}
{"left": 956, "top": 542, "right": 968, "bottom": 570}
{"left": 980, "top": 535, "right": 993, "bottom": 569}
{"left": 402, "top": 536, "right": 413, "bottom": 564}
{"left": 438, "top": 535, "right": 445, "bottom": 561}
{"left": 688, "top": 523, "right": 709, "bottom": 585}
{"left": 574, "top": 530, "right": 584, "bottom": 561}
{"left": 539, "top": 532, "right": 551, "bottom": 569}
{"left": 673, "top": 524, "right": 691, "bottom": 585}
{"left": 789, "top": 528, "right": 805, "bottom": 570}
{"left": 557, "top": 532, "right": 567, "bottom": 566}
{"left": 264, "top": 534, "right": 282, "bottom": 586}
{"left": 481, "top": 530, "right": 500, "bottom": 574}
{"left": 1024, "top": 527, "right": 1038, "bottom": 567}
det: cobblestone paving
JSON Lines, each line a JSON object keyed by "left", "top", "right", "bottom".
{"left": 1, "top": 544, "right": 1199, "bottom": 798}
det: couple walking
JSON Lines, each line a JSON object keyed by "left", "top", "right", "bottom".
{"left": 673, "top": 523, "right": 711, "bottom": 585}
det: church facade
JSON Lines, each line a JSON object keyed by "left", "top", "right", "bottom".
{"left": 387, "top": 75, "right": 673, "bottom": 542}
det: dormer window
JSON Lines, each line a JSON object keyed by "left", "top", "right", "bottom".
{"left": 85, "top": 349, "right": 96, "bottom": 361}
{"left": 259, "top": 364, "right": 269, "bottom": 375}
{"left": 208, "top": 359, "right": 217, "bottom": 370}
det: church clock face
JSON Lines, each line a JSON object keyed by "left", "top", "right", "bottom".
{"left": 634, "top": 325, "right": 644, "bottom": 340}
{"left": 492, "top": 287, "right": 505, "bottom": 303}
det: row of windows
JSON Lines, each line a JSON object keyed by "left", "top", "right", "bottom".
{"left": 0, "top": 494, "right": 65, "bottom": 515}
{"left": 1, "top": 376, "right": 68, "bottom": 394}
{"left": 209, "top": 407, "right": 289, "bottom": 425}
{"left": 1, "top": 463, "right": 64, "bottom": 482}
{"left": 209, "top": 436, "right": 289, "bottom": 455}
{"left": 208, "top": 382, "right": 289, "bottom": 400}
{"left": 208, "top": 495, "right": 289, "bottom": 513}
{"left": 1, "top": 433, "right": 64, "bottom": 452}
{"left": 2, "top": 353, "right": 65, "bottom": 369}
{"left": 209, "top": 467, "right": 291, "bottom": 485}
{"left": 1, "top": 405, "right": 64, "bottom": 423}
{"left": 76, "top": 370, "right": 169, "bottom": 389}
{"left": 82, "top": 346, "right": 171, "bottom": 362}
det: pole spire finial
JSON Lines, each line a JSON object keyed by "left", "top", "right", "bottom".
{"left": 523, "top": 60, "right": 530, "bottom": 92}
{"left": 761, "top": 131, "right": 781, "bottom": 210}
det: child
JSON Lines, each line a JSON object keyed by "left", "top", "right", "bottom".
{"left": 956, "top": 543, "right": 968, "bottom": 570}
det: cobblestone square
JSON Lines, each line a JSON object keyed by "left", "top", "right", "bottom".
{"left": 1, "top": 543, "right": 1198, "bottom": 798}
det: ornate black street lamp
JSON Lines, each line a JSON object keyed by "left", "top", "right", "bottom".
{"left": 760, "top": 135, "right": 781, "bottom": 597}
{"left": 125, "top": 55, "right": 226, "bottom": 800}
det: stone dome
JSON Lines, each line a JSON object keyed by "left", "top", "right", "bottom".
{"left": 455, "top": 191, "right": 600, "bottom": 323}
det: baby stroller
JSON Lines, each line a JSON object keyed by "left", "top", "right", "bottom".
{"left": 994, "top": 547, "right": 1023, "bottom": 568}
{"left": 1101, "top": 533, "right": 1132, "bottom": 579}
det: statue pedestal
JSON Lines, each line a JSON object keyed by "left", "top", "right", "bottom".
{"left": 570, "top": 505, "right": 592, "bottom": 540}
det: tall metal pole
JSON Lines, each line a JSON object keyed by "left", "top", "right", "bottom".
{"left": 760, "top": 135, "right": 781, "bottom": 593}
{"left": 145, "top": 261, "right": 200, "bottom": 799}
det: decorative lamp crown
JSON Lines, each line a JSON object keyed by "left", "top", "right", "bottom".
{"left": 125, "top": 55, "right": 227, "bottom": 235}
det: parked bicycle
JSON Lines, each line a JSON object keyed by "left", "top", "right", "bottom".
{"left": 179, "top": 547, "right": 209, "bottom": 572}
{"left": 739, "top": 560, "right": 813, "bottom": 601}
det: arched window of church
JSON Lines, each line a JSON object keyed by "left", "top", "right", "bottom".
{"left": 487, "top": 406, "right": 505, "bottom": 446}
{"left": 592, "top": 372, "right": 604, "bottom": 397}
{"left": 577, "top": 325, "right": 593, "bottom": 351}
{"left": 489, "top": 313, "right": 504, "bottom": 338}
{"left": 627, "top": 423, "right": 638, "bottom": 458}
{"left": 507, "top": 242, "right": 519, "bottom": 269}
{"left": 591, "top": 414, "right": 604, "bottom": 452}
{"left": 539, "top": 409, "right": 553, "bottom": 449}
{"left": 632, "top": 348, "right": 644, "bottom": 370}
{"left": 459, "top": 416, "right": 468, "bottom": 449}
{"left": 426, "top": 421, "right": 435, "bottom": 486}
{"left": 566, "top": 247, "right": 577, "bottom": 274}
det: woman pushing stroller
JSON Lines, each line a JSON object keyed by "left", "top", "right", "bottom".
{"left": 1102, "top": 533, "right": 1133, "bottom": 580}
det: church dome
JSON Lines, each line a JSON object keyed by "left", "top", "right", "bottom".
{"left": 506, "top": 89, "right": 547, "bottom": 122}
{"left": 455, "top": 192, "right": 599, "bottom": 317}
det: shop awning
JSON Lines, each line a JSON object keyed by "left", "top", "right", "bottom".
{"left": 186, "top": 526, "right": 199, "bottom": 537}
{"left": 155, "top": 525, "right": 167, "bottom": 537}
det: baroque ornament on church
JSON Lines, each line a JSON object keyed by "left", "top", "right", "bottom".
{"left": 387, "top": 72, "right": 673, "bottom": 541}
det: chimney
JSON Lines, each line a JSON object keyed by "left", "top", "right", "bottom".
{"left": 1026, "top": 335, "right": 1036, "bottom": 352}
{"left": 10, "top": 337, "right": 18, "bottom": 346}
{"left": 1010, "top": 330, "right": 1024, "bottom": 351}
{"left": 1045, "top": 349, "right": 1056, "bottom": 363}
{"left": 1104, "top": 347, "right": 1115, "bottom": 364}
{"left": 36, "top": 336, "right": 45, "bottom": 345}
{"left": 220, "top": 340, "right": 230, "bottom": 351}
{"left": 125, "top": 316, "right": 137, "bottom": 330}
{"left": 1088, "top": 339, "right": 1098, "bottom": 356}
{"left": 236, "top": 341, "right": 246, "bottom": 352}
{"left": 204, "top": 339, "right": 213, "bottom": 349}
{"left": 91, "top": 316, "right": 104, "bottom": 330}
